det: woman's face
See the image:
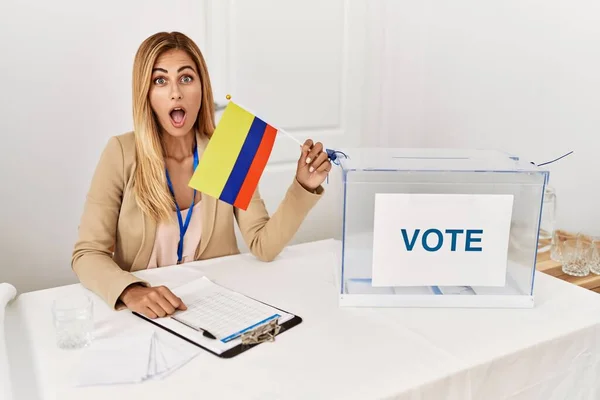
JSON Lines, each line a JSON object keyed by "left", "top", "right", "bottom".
{"left": 149, "top": 49, "right": 202, "bottom": 138}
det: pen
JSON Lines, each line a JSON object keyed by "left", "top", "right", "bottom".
{"left": 172, "top": 316, "right": 217, "bottom": 340}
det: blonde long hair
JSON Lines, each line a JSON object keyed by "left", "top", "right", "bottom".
{"left": 131, "top": 32, "right": 215, "bottom": 222}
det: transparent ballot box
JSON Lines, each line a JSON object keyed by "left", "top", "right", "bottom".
{"left": 331, "top": 148, "right": 549, "bottom": 308}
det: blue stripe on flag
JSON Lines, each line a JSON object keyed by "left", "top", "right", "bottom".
{"left": 219, "top": 117, "right": 267, "bottom": 204}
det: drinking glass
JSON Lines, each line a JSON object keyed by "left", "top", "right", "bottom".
{"left": 52, "top": 293, "right": 94, "bottom": 349}
{"left": 589, "top": 237, "right": 600, "bottom": 275}
{"left": 551, "top": 230, "right": 570, "bottom": 262}
{"left": 561, "top": 239, "right": 590, "bottom": 277}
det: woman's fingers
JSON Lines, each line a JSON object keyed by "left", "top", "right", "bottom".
{"left": 142, "top": 306, "right": 158, "bottom": 319}
{"left": 305, "top": 142, "right": 323, "bottom": 165}
{"left": 309, "top": 151, "right": 329, "bottom": 173}
{"left": 146, "top": 296, "right": 167, "bottom": 318}
{"left": 302, "top": 139, "right": 313, "bottom": 154}
{"left": 297, "top": 138, "right": 333, "bottom": 177}
{"left": 155, "top": 295, "right": 176, "bottom": 315}
{"left": 298, "top": 139, "right": 313, "bottom": 168}
{"left": 157, "top": 286, "right": 187, "bottom": 311}
{"left": 316, "top": 159, "right": 331, "bottom": 173}
{"left": 121, "top": 285, "right": 186, "bottom": 319}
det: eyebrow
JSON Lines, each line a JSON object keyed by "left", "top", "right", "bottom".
{"left": 151, "top": 65, "right": 196, "bottom": 74}
{"left": 178, "top": 65, "right": 196, "bottom": 73}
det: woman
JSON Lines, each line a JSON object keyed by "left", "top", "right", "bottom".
{"left": 72, "top": 31, "right": 330, "bottom": 319}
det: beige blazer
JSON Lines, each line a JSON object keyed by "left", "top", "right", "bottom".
{"left": 72, "top": 132, "right": 323, "bottom": 309}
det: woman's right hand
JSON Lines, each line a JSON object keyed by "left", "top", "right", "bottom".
{"left": 119, "top": 284, "right": 187, "bottom": 318}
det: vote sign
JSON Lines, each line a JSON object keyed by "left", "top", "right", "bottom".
{"left": 371, "top": 193, "right": 514, "bottom": 287}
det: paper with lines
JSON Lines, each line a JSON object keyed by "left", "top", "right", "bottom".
{"left": 172, "top": 277, "right": 292, "bottom": 343}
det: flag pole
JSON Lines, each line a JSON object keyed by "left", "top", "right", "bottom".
{"left": 222, "top": 94, "right": 347, "bottom": 163}
{"left": 277, "top": 127, "right": 304, "bottom": 148}
{"left": 223, "top": 94, "right": 305, "bottom": 148}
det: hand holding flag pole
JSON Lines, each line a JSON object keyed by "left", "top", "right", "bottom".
{"left": 188, "top": 95, "right": 347, "bottom": 210}
{"left": 222, "top": 94, "right": 347, "bottom": 165}
{"left": 270, "top": 121, "right": 346, "bottom": 166}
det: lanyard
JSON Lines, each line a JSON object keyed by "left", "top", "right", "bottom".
{"left": 165, "top": 146, "right": 199, "bottom": 264}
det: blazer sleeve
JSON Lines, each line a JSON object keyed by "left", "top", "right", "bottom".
{"left": 72, "top": 137, "right": 148, "bottom": 309}
{"left": 234, "top": 177, "right": 323, "bottom": 262}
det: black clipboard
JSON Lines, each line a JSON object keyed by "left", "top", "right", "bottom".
{"left": 132, "top": 304, "right": 302, "bottom": 359}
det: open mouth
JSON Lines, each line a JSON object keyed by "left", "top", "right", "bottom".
{"left": 169, "top": 107, "right": 187, "bottom": 128}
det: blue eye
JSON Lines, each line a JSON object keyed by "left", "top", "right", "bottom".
{"left": 154, "top": 77, "right": 166, "bottom": 85}
{"left": 181, "top": 75, "right": 193, "bottom": 83}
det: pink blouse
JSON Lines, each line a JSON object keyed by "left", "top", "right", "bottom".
{"left": 146, "top": 200, "right": 202, "bottom": 268}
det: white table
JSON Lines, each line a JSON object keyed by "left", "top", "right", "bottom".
{"left": 5, "top": 239, "right": 600, "bottom": 400}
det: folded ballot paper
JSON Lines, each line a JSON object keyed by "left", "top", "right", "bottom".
{"left": 74, "top": 327, "right": 200, "bottom": 386}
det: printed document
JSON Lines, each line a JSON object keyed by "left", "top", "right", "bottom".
{"left": 150, "top": 277, "right": 294, "bottom": 354}
{"left": 172, "top": 277, "right": 288, "bottom": 342}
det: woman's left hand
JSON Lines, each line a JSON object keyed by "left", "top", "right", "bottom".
{"left": 296, "top": 139, "right": 331, "bottom": 192}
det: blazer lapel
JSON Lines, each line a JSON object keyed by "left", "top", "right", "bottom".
{"left": 131, "top": 210, "right": 157, "bottom": 271}
{"left": 129, "top": 155, "right": 157, "bottom": 272}
{"left": 197, "top": 194, "right": 217, "bottom": 258}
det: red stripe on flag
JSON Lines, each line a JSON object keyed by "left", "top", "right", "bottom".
{"left": 234, "top": 124, "right": 277, "bottom": 210}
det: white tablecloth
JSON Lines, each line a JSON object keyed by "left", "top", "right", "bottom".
{"left": 5, "top": 239, "right": 600, "bottom": 399}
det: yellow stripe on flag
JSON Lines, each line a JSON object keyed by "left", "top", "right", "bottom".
{"left": 189, "top": 102, "right": 255, "bottom": 198}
